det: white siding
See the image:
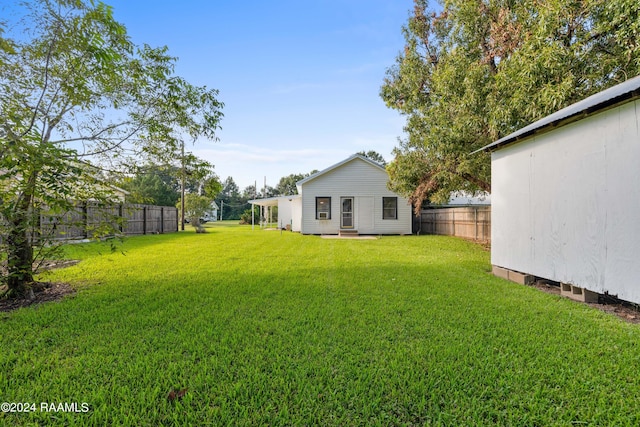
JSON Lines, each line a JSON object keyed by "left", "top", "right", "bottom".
{"left": 276, "top": 197, "right": 293, "bottom": 230}
{"left": 291, "top": 197, "right": 302, "bottom": 232}
{"left": 358, "top": 196, "right": 375, "bottom": 233}
{"left": 299, "top": 157, "right": 412, "bottom": 235}
{"left": 492, "top": 100, "right": 640, "bottom": 303}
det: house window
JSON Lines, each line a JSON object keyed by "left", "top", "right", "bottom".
{"left": 383, "top": 197, "right": 397, "bottom": 220}
{"left": 316, "top": 197, "right": 331, "bottom": 220}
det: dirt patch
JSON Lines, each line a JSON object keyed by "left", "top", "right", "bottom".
{"left": 531, "top": 280, "right": 640, "bottom": 324}
{"left": 0, "top": 282, "right": 76, "bottom": 313}
{"left": 531, "top": 280, "right": 562, "bottom": 296}
{"left": 0, "top": 260, "right": 80, "bottom": 313}
{"left": 586, "top": 299, "right": 640, "bottom": 324}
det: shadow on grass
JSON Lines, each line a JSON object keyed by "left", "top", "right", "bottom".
{"left": 6, "top": 234, "right": 640, "bottom": 426}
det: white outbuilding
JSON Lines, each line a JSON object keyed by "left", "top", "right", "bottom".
{"left": 482, "top": 75, "right": 640, "bottom": 304}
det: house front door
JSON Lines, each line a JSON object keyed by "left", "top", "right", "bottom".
{"left": 341, "top": 197, "right": 354, "bottom": 229}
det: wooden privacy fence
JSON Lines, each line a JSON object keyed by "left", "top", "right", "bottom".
{"left": 122, "top": 204, "right": 178, "bottom": 236}
{"left": 38, "top": 203, "right": 178, "bottom": 241}
{"left": 419, "top": 206, "right": 491, "bottom": 242}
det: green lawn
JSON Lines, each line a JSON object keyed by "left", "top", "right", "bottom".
{"left": 2, "top": 222, "right": 640, "bottom": 426}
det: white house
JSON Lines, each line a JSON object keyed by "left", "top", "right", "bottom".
{"left": 250, "top": 154, "right": 412, "bottom": 235}
{"left": 482, "top": 75, "right": 640, "bottom": 304}
{"left": 205, "top": 201, "right": 219, "bottom": 222}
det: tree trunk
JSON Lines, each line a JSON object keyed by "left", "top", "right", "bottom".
{"left": 6, "top": 210, "right": 35, "bottom": 297}
{"left": 5, "top": 172, "right": 37, "bottom": 297}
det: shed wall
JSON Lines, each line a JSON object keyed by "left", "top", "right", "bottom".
{"left": 492, "top": 100, "right": 640, "bottom": 303}
{"left": 300, "top": 158, "right": 412, "bottom": 235}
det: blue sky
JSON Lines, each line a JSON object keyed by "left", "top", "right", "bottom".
{"left": 105, "top": 0, "right": 415, "bottom": 190}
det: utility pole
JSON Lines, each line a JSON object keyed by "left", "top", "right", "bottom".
{"left": 220, "top": 200, "right": 223, "bottom": 221}
{"left": 252, "top": 180, "right": 256, "bottom": 230}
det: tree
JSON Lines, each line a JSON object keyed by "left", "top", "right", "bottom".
{"left": 274, "top": 170, "right": 320, "bottom": 196}
{"left": 0, "top": 0, "right": 223, "bottom": 296}
{"left": 239, "top": 205, "right": 260, "bottom": 225}
{"left": 217, "top": 177, "right": 248, "bottom": 220}
{"left": 240, "top": 184, "right": 276, "bottom": 199}
{"left": 381, "top": 0, "right": 640, "bottom": 210}
{"left": 357, "top": 150, "right": 387, "bottom": 167}
{"left": 121, "top": 165, "right": 180, "bottom": 206}
{"left": 275, "top": 173, "right": 305, "bottom": 196}
{"left": 177, "top": 194, "right": 212, "bottom": 233}
{"left": 172, "top": 153, "right": 220, "bottom": 228}
{"left": 121, "top": 161, "right": 220, "bottom": 209}
{"left": 200, "top": 174, "right": 223, "bottom": 199}
{"left": 221, "top": 177, "right": 240, "bottom": 198}
{"left": 242, "top": 185, "right": 258, "bottom": 200}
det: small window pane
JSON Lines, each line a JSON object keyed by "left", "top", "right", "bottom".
{"left": 383, "top": 197, "right": 397, "bottom": 220}
{"left": 316, "top": 197, "right": 331, "bottom": 219}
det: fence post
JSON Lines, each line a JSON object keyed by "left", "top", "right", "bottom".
{"left": 83, "top": 201, "right": 89, "bottom": 239}
{"left": 452, "top": 209, "right": 456, "bottom": 236}
{"left": 119, "top": 204, "right": 124, "bottom": 234}
{"left": 475, "top": 207, "right": 478, "bottom": 241}
{"left": 143, "top": 205, "right": 147, "bottom": 235}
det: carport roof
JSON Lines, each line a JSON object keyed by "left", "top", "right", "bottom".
{"left": 248, "top": 195, "right": 300, "bottom": 207}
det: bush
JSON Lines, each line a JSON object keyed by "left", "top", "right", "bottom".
{"left": 239, "top": 206, "right": 259, "bottom": 224}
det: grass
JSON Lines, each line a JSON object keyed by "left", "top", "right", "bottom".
{"left": 1, "top": 221, "right": 640, "bottom": 426}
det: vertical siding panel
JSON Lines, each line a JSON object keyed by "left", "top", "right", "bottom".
{"left": 604, "top": 100, "right": 640, "bottom": 302}
{"left": 492, "top": 100, "right": 640, "bottom": 303}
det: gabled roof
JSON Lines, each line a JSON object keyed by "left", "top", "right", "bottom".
{"left": 296, "top": 154, "right": 386, "bottom": 187}
{"left": 479, "top": 75, "right": 640, "bottom": 152}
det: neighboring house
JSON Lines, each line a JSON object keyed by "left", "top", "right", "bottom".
{"left": 250, "top": 154, "right": 412, "bottom": 235}
{"left": 105, "top": 184, "right": 129, "bottom": 203}
{"left": 447, "top": 191, "right": 491, "bottom": 206}
{"left": 481, "top": 75, "right": 640, "bottom": 305}
{"left": 205, "top": 201, "right": 219, "bottom": 222}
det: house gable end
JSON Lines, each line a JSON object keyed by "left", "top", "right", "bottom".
{"left": 297, "top": 155, "right": 412, "bottom": 235}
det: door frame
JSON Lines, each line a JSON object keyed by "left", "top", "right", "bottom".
{"left": 340, "top": 196, "right": 355, "bottom": 229}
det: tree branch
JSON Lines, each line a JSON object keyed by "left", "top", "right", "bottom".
{"left": 20, "top": 25, "right": 60, "bottom": 140}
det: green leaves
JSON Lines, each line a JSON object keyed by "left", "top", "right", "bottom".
{"left": 1, "top": 0, "right": 223, "bottom": 291}
{"left": 178, "top": 193, "right": 214, "bottom": 230}
{"left": 382, "top": 0, "right": 640, "bottom": 207}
